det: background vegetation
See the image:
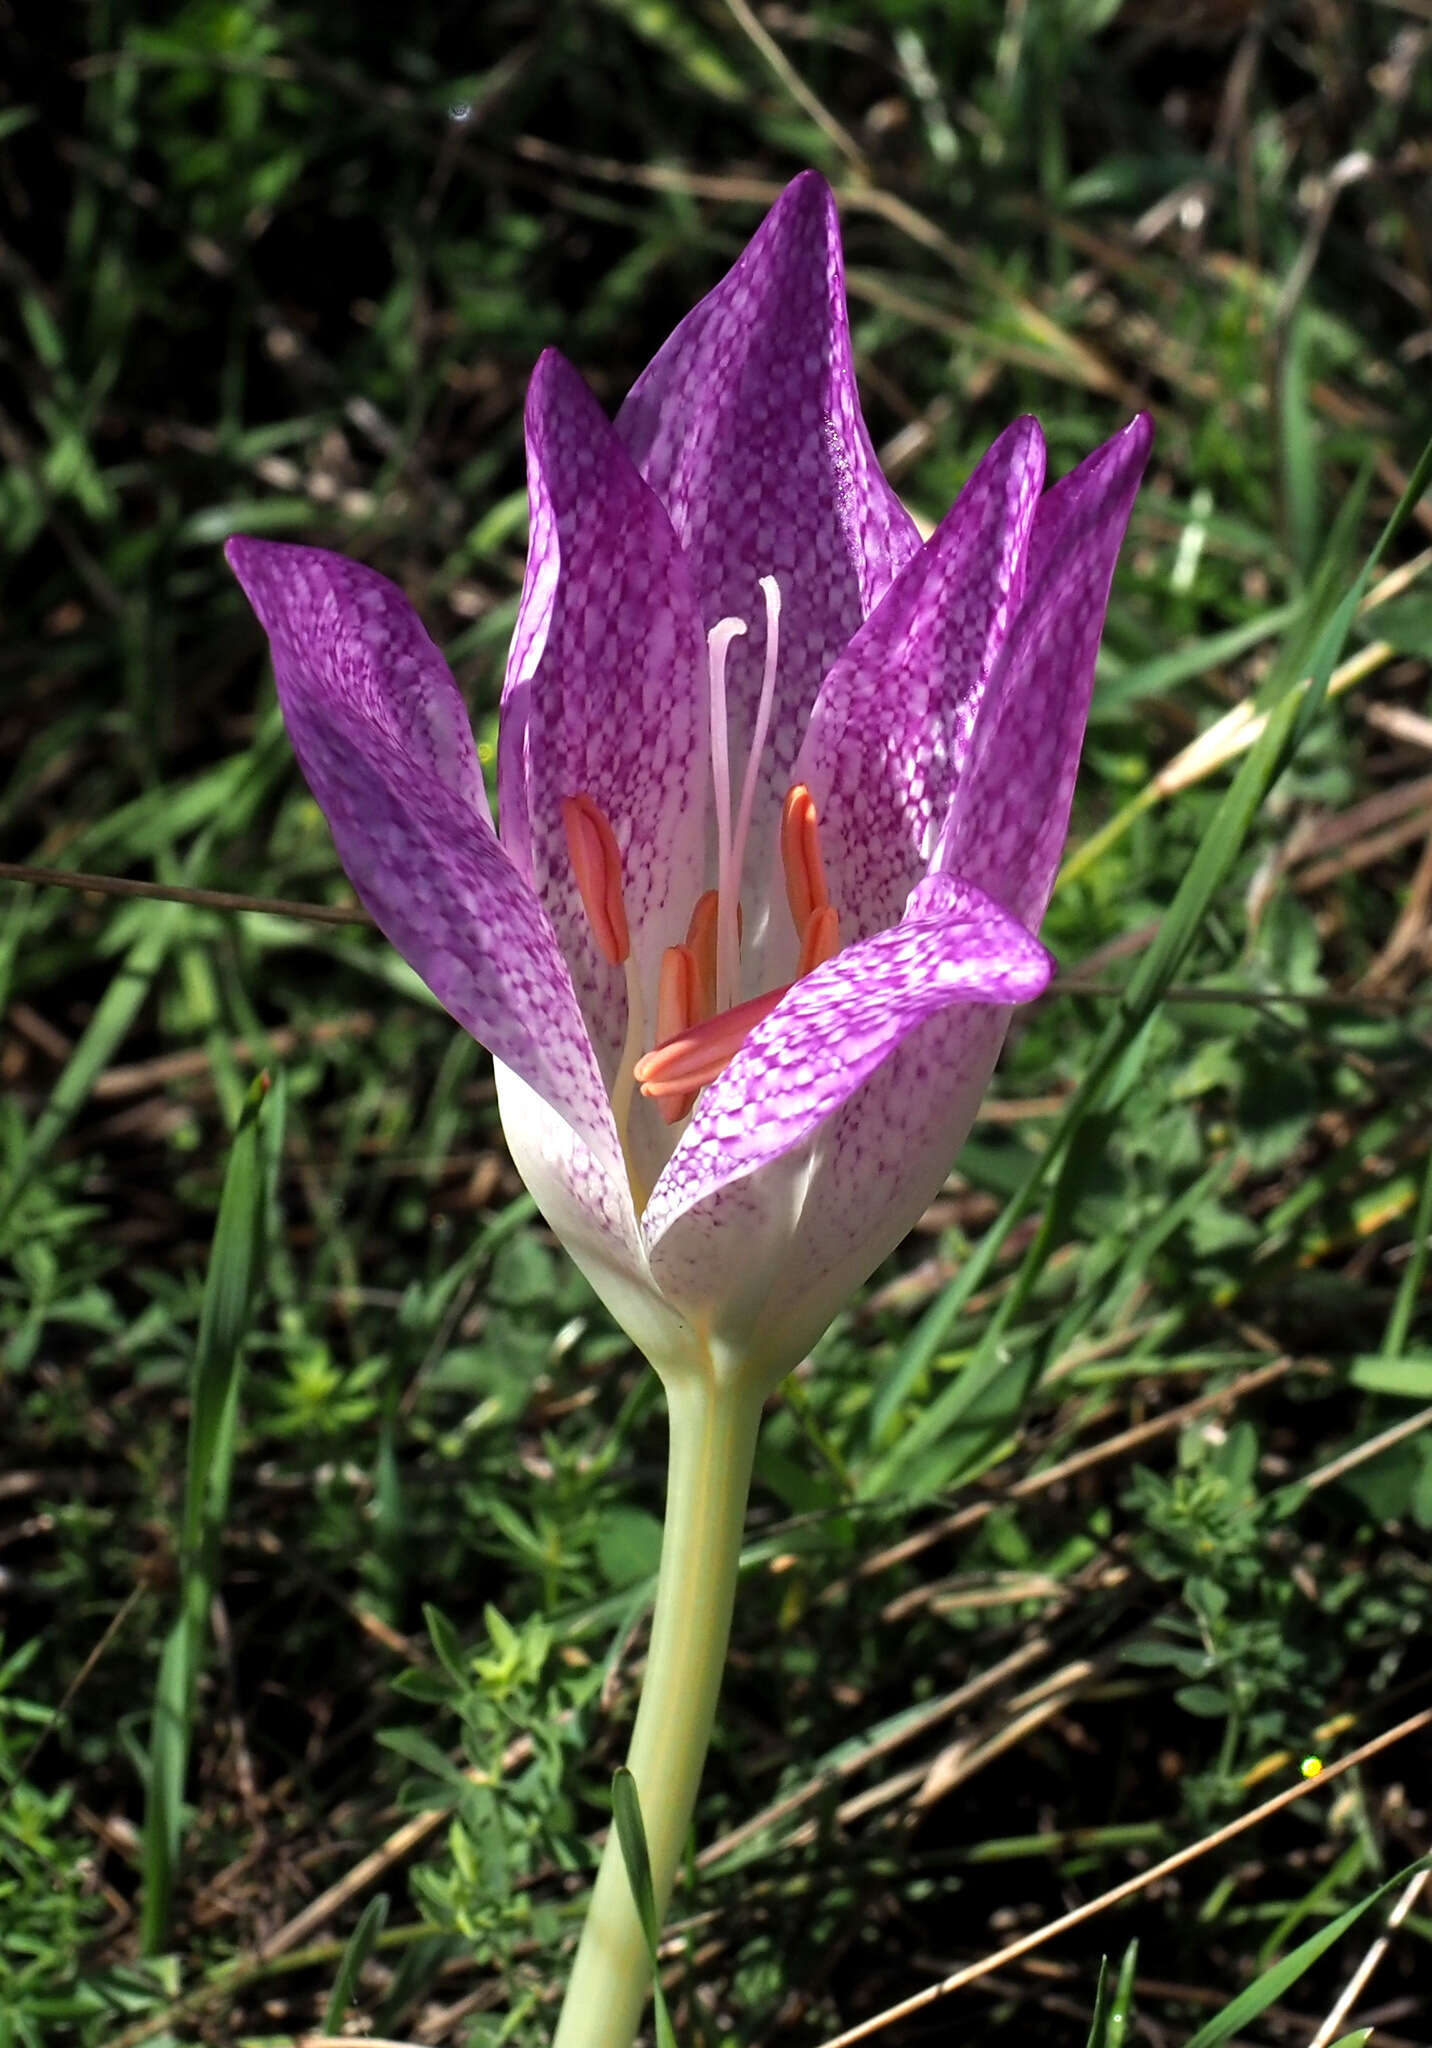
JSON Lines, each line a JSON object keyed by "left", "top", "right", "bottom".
{"left": 2, "top": 2, "right": 1431, "bottom": 2043}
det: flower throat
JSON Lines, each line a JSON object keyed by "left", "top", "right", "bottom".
{"left": 563, "top": 573, "right": 842, "bottom": 1157}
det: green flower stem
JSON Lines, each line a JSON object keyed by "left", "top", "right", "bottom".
{"left": 552, "top": 1367, "right": 764, "bottom": 2048}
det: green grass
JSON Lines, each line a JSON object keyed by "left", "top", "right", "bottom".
{"left": 3, "top": 3, "right": 1432, "bottom": 2044}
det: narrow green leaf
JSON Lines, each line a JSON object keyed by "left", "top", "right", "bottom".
{"left": 182, "top": 1075, "right": 272, "bottom": 1558}
{"left": 423, "top": 1603, "right": 469, "bottom": 1687}
{"left": 1182, "top": 1858, "right": 1430, "bottom": 2048}
{"left": 1085, "top": 1956, "right": 1113, "bottom": 2048}
{"left": 1349, "top": 1354, "right": 1432, "bottom": 1399}
{"left": 323, "top": 1894, "right": 390, "bottom": 2031}
{"left": 1109, "top": 1937, "right": 1139, "bottom": 2046}
{"left": 179, "top": 495, "right": 318, "bottom": 544}
{"left": 1092, "top": 602, "right": 1299, "bottom": 714}
{"left": 1278, "top": 309, "right": 1320, "bottom": 579}
{"left": 1085, "top": 1941, "right": 1140, "bottom": 2048}
{"left": 1381, "top": 1136, "right": 1432, "bottom": 1358}
{"left": 611, "top": 1768, "right": 661, "bottom": 1950}
{"left": 611, "top": 1768, "right": 680, "bottom": 2048}
{"left": 139, "top": 1073, "right": 279, "bottom": 1955}
{"left": 0, "top": 900, "right": 182, "bottom": 1232}
{"left": 375, "top": 1726, "right": 470, "bottom": 1788}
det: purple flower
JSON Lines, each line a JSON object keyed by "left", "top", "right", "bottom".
{"left": 227, "top": 172, "right": 1150, "bottom": 1387}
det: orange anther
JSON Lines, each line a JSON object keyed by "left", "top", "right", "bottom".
{"left": 562, "top": 794, "right": 630, "bottom": 966}
{"left": 651, "top": 950, "right": 696, "bottom": 1130}
{"left": 657, "top": 945, "right": 699, "bottom": 1047}
{"left": 654, "top": 1085, "right": 696, "bottom": 1126}
{"left": 683, "top": 890, "right": 720, "bottom": 1022}
{"left": 652, "top": 945, "right": 701, "bottom": 1123}
{"left": 634, "top": 982, "right": 791, "bottom": 1101}
{"left": 781, "top": 784, "right": 829, "bottom": 935}
{"left": 796, "top": 903, "right": 839, "bottom": 978}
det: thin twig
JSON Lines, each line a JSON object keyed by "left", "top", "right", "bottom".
{"left": 718, "top": 0, "right": 868, "bottom": 172}
{"left": 829, "top": 1357, "right": 1292, "bottom": 1603}
{"left": 0, "top": 860, "right": 371, "bottom": 927}
{"left": 6, "top": 859, "right": 1429, "bottom": 1021}
{"left": 8, "top": 1586, "right": 144, "bottom": 1788}
{"left": 812, "top": 1705, "right": 1432, "bottom": 2048}
{"left": 1300, "top": 1404, "right": 1432, "bottom": 1494}
{"left": 696, "top": 1635, "right": 1052, "bottom": 1870}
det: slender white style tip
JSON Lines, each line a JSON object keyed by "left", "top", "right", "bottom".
{"left": 707, "top": 615, "right": 748, "bottom": 659}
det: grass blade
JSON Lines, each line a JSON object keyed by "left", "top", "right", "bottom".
{"left": 139, "top": 1071, "right": 281, "bottom": 1954}
{"left": 1182, "top": 1858, "right": 1430, "bottom": 2048}
{"left": 611, "top": 1767, "right": 679, "bottom": 2048}
{"left": 1084, "top": 1938, "right": 1137, "bottom": 2048}
{"left": 322, "top": 1893, "right": 390, "bottom": 2031}
{"left": 0, "top": 898, "right": 182, "bottom": 1233}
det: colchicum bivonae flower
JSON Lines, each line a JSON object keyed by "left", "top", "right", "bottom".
{"left": 228, "top": 171, "right": 1150, "bottom": 2047}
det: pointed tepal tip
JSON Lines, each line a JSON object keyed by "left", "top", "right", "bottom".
{"left": 1118, "top": 411, "right": 1155, "bottom": 497}
{"left": 527, "top": 343, "right": 606, "bottom": 417}
{"left": 223, "top": 532, "right": 291, "bottom": 612}
{"left": 525, "top": 343, "right": 572, "bottom": 413}
{"left": 1125, "top": 410, "right": 1155, "bottom": 456}
{"left": 752, "top": 167, "right": 837, "bottom": 242}
{"left": 1004, "top": 413, "right": 1047, "bottom": 462}
{"left": 224, "top": 533, "right": 272, "bottom": 607}
{"left": 775, "top": 167, "right": 839, "bottom": 235}
{"left": 224, "top": 535, "right": 318, "bottom": 638}
{"left": 224, "top": 532, "right": 305, "bottom": 584}
{"left": 743, "top": 169, "right": 844, "bottom": 298}
{"left": 784, "top": 166, "right": 835, "bottom": 205}
{"left": 529, "top": 342, "right": 568, "bottom": 385}
{"left": 524, "top": 343, "right": 611, "bottom": 454}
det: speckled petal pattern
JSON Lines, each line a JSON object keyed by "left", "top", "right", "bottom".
{"left": 935, "top": 414, "right": 1153, "bottom": 928}
{"left": 497, "top": 479, "right": 551, "bottom": 889}
{"left": 225, "top": 538, "right": 623, "bottom": 1180}
{"left": 643, "top": 872, "right": 1051, "bottom": 1260}
{"left": 510, "top": 351, "right": 710, "bottom": 1086}
{"left": 615, "top": 172, "right": 922, "bottom": 919}
{"left": 791, "top": 417, "right": 1046, "bottom": 964}
{"left": 647, "top": 1001, "right": 1012, "bottom": 1380}
{"left": 229, "top": 538, "right": 491, "bottom": 822}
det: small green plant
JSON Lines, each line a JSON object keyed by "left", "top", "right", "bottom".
{"left": 379, "top": 1603, "right": 600, "bottom": 2025}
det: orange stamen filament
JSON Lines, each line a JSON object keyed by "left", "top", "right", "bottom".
{"left": 653, "top": 945, "right": 701, "bottom": 1125}
{"left": 683, "top": 890, "right": 720, "bottom": 1023}
{"left": 781, "top": 783, "right": 829, "bottom": 935}
{"left": 796, "top": 903, "right": 839, "bottom": 978}
{"left": 562, "top": 793, "right": 630, "bottom": 965}
{"left": 657, "top": 945, "right": 699, "bottom": 1047}
{"left": 609, "top": 955, "right": 648, "bottom": 1181}
{"left": 635, "top": 983, "right": 791, "bottom": 1100}
{"left": 563, "top": 793, "right": 648, "bottom": 1192}
{"left": 637, "top": 895, "right": 837, "bottom": 1113}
